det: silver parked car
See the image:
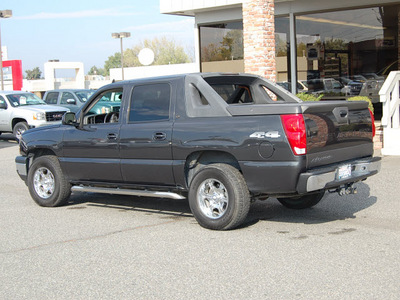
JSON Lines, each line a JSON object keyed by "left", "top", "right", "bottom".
{"left": 43, "top": 89, "right": 95, "bottom": 113}
{"left": 0, "top": 91, "right": 69, "bottom": 140}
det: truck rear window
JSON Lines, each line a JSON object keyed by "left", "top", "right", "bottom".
{"left": 209, "top": 84, "right": 253, "bottom": 104}
{"left": 203, "top": 75, "right": 299, "bottom": 105}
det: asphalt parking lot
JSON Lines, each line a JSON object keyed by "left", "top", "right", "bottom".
{"left": 1, "top": 137, "right": 399, "bottom": 299}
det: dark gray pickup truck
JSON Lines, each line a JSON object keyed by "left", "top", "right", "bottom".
{"left": 15, "top": 73, "right": 381, "bottom": 230}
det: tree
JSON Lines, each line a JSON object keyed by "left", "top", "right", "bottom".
{"left": 25, "top": 67, "right": 42, "bottom": 80}
{"left": 128, "top": 36, "right": 192, "bottom": 66}
{"left": 220, "top": 30, "right": 243, "bottom": 60}
{"left": 275, "top": 35, "right": 287, "bottom": 57}
{"left": 103, "top": 36, "right": 192, "bottom": 75}
{"left": 88, "top": 66, "right": 106, "bottom": 76}
{"left": 201, "top": 29, "right": 243, "bottom": 62}
{"left": 297, "top": 42, "right": 307, "bottom": 57}
{"left": 201, "top": 43, "right": 224, "bottom": 62}
{"left": 103, "top": 52, "right": 122, "bottom": 76}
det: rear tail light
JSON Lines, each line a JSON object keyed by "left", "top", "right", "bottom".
{"left": 280, "top": 114, "right": 307, "bottom": 155}
{"left": 369, "top": 109, "right": 376, "bottom": 138}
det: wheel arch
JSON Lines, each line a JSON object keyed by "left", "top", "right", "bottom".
{"left": 30, "top": 148, "right": 57, "bottom": 159}
{"left": 25, "top": 148, "right": 58, "bottom": 173}
{"left": 184, "top": 150, "right": 241, "bottom": 188}
{"left": 12, "top": 118, "right": 28, "bottom": 129}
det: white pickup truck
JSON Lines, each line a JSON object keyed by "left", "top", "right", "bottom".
{"left": 0, "top": 91, "right": 69, "bottom": 140}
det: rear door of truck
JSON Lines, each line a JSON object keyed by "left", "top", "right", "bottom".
{"left": 119, "top": 81, "right": 176, "bottom": 186}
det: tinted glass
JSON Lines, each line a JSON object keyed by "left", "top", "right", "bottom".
{"left": 75, "top": 91, "right": 94, "bottom": 102}
{"left": 295, "top": 5, "right": 398, "bottom": 100}
{"left": 60, "top": 92, "right": 75, "bottom": 104}
{"left": 45, "top": 92, "right": 59, "bottom": 104}
{"left": 129, "top": 84, "right": 171, "bottom": 122}
{"left": 275, "top": 17, "right": 291, "bottom": 91}
{"left": 210, "top": 84, "right": 253, "bottom": 104}
{"left": 87, "top": 89, "right": 122, "bottom": 115}
{"left": 199, "top": 21, "right": 244, "bottom": 72}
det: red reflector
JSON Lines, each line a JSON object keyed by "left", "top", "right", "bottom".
{"left": 369, "top": 109, "right": 376, "bottom": 138}
{"left": 281, "top": 114, "right": 307, "bottom": 155}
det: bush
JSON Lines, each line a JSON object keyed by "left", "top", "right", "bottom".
{"left": 296, "top": 93, "right": 374, "bottom": 114}
{"left": 347, "top": 96, "right": 374, "bottom": 113}
{"left": 296, "top": 93, "right": 324, "bottom": 102}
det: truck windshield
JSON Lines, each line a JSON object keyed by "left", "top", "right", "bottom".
{"left": 75, "top": 91, "right": 94, "bottom": 102}
{"left": 7, "top": 93, "right": 46, "bottom": 107}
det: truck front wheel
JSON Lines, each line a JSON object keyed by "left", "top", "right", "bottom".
{"left": 277, "top": 191, "right": 325, "bottom": 209}
{"left": 13, "top": 122, "right": 28, "bottom": 141}
{"left": 27, "top": 155, "right": 71, "bottom": 207}
{"left": 188, "top": 163, "right": 250, "bottom": 230}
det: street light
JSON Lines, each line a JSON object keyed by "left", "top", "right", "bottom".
{"left": 111, "top": 32, "right": 131, "bottom": 80}
{"left": 0, "top": 9, "right": 12, "bottom": 91}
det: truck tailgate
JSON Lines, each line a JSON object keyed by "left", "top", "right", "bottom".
{"left": 303, "top": 101, "right": 374, "bottom": 168}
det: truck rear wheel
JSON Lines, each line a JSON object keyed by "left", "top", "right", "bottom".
{"left": 188, "top": 163, "right": 250, "bottom": 230}
{"left": 27, "top": 155, "right": 71, "bottom": 207}
{"left": 278, "top": 191, "right": 325, "bottom": 209}
{"left": 13, "top": 122, "right": 28, "bottom": 141}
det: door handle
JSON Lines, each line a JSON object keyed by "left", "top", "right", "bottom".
{"left": 153, "top": 132, "right": 167, "bottom": 141}
{"left": 107, "top": 133, "right": 117, "bottom": 140}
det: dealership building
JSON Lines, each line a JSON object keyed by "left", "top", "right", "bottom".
{"left": 160, "top": 0, "right": 400, "bottom": 155}
{"left": 161, "top": 0, "right": 399, "bottom": 95}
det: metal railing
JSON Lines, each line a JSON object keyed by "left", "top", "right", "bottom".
{"left": 379, "top": 71, "right": 400, "bottom": 155}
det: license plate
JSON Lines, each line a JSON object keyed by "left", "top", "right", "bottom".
{"left": 337, "top": 164, "right": 352, "bottom": 180}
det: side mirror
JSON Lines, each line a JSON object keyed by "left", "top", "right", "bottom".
{"left": 66, "top": 99, "right": 76, "bottom": 105}
{"left": 0, "top": 102, "right": 7, "bottom": 109}
{"left": 62, "top": 112, "right": 77, "bottom": 126}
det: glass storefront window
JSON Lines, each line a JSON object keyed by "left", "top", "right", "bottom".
{"left": 295, "top": 5, "right": 399, "bottom": 104}
{"left": 199, "top": 22, "right": 244, "bottom": 72}
{"left": 275, "top": 17, "right": 291, "bottom": 91}
{"left": 199, "top": 17, "right": 291, "bottom": 86}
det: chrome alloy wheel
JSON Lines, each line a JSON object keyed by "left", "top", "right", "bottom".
{"left": 14, "top": 127, "right": 26, "bottom": 141}
{"left": 197, "top": 178, "right": 229, "bottom": 219}
{"left": 33, "top": 167, "right": 55, "bottom": 199}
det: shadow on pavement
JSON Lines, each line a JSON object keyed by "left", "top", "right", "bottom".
{"left": 68, "top": 192, "right": 193, "bottom": 219}
{"left": 243, "top": 182, "right": 376, "bottom": 228}
{"left": 0, "top": 134, "right": 18, "bottom": 148}
{"left": 66, "top": 181, "right": 377, "bottom": 229}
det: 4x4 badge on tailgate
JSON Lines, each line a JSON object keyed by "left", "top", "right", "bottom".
{"left": 250, "top": 131, "right": 281, "bottom": 139}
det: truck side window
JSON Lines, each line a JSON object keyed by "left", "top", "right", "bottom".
{"left": 60, "top": 92, "right": 75, "bottom": 104}
{"left": 261, "top": 85, "right": 285, "bottom": 102}
{"left": 83, "top": 88, "right": 122, "bottom": 124}
{"left": 0, "top": 96, "right": 6, "bottom": 109}
{"left": 45, "top": 92, "right": 59, "bottom": 104}
{"left": 129, "top": 83, "right": 171, "bottom": 122}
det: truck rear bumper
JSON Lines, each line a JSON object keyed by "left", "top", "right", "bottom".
{"left": 296, "top": 156, "right": 381, "bottom": 194}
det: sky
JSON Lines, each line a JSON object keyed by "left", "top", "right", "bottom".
{"left": 0, "top": 0, "right": 195, "bottom": 74}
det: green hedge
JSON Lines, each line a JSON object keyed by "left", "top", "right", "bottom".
{"left": 296, "top": 93, "right": 323, "bottom": 102}
{"left": 347, "top": 96, "right": 374, "bottom": 113}
{"left": 296, "top": 93, "right": 374, "bottom": 113}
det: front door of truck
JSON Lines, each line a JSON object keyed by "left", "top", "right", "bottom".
{"left": 61, "top": 87, "right": 124, "bottom": 182}
{"left": 119, "top": 82, "right": 175, "bottom": 186}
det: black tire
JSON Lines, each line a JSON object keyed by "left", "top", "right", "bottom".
{"left": 13, "top": 122, "right": 29, "bottom": 141}
{"left": 188, "top": 163, "right": 250, "bottom": 230}
{"left": 278, "top": 191, "right": 325, "bottom": 209}
{"left": 27, "top": 155, "right": 71, "bottom": 207}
